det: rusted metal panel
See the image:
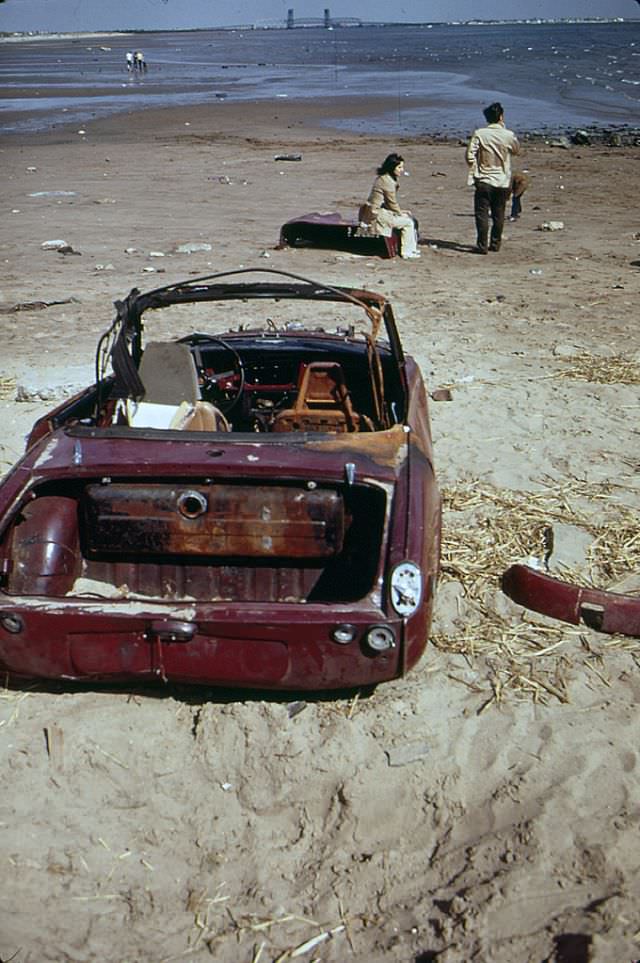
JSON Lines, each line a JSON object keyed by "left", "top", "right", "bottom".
{"left": 83, "top": 558, "right": 323, "bottom": 602}
{"left": 83, "top": 483, "right": 345, "bottom": 559}
{"left": 502, "top": 564, "right": 640, "bottom": 637}
{"left": 7, "top": 496, "right": 81, "bottom": 596}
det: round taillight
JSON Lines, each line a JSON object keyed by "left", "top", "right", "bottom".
{"left": 331, "top": 623, "right": 357, "bottom": 645}
{"left": 365, "top": 625, "right": 396, "bottom": 653}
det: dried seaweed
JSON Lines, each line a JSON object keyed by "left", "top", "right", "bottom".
{"left": 558, "top": 353, "right": 640, "bottom": 385}
{"left": 436, "top": 477, "right": 640, "bottom": 703}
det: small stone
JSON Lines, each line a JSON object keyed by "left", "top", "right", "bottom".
{"left": 175, "top": 242, "right": 212, "bottom": 254}
{"left": 385, "top": 741, "right": 430, "bottom": 767}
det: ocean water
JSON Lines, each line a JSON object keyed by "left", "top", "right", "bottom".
{"left": 1, "top": 21, "right": 639, "bottom": 136}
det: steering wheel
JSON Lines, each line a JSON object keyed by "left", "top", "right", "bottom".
{"left": 196, "top": 337, "right": 245, "bottom": 415}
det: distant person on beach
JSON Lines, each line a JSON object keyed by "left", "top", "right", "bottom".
{"left": 125, "top": 51, "right": 133, "bottom": 72}
{"left": 466, "top": 102, "right": 520, "bottom": 254}
{"left": 359, "top": 153, "right": 420, "bottom": 259}
{"left": 134, "top": 50, "right": 146, "bottom": 71}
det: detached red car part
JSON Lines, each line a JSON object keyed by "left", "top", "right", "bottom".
{"left": 502, "top": 564, "right": 640, "bottom": 637}
{"left": 0, "top": 269, "right": 441, "bottom": 689}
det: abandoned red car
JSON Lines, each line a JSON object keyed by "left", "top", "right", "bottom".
{"left": 0, "top": 269, "right": 441, "bottom": 689}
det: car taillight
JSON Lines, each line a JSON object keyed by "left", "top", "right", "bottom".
{"left": 390, "top": 561, "right": 422, "bottom": 617}
{"left": 364, "top": 625, "right": 396, "bottom": 652}
{"left": 331, "top": 623, "right": 357, "bottom": 645}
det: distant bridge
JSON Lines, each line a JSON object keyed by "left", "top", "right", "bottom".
{"left": 286, "top": 9, "right": 362, "bottom": 28}
{"left": 285, "top": 17, "right": 363, "bottom": 28}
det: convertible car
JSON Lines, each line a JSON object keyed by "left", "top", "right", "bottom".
{"left": 0, "top": 269, "right": 441, "bottom": 689}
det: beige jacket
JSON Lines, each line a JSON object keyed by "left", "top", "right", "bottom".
{"left": 359, "top": 173, "right": 405, "bottom": 236}
{"left": 466, "top": 122, "right": 520, "bottom": 189}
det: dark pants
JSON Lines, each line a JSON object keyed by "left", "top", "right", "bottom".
{"left": 474, "top": 183, "right": 511, "bottom": 251}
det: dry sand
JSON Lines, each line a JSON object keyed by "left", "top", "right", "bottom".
{"left": 1, "top": 100, "right": 640, "bottom": 962}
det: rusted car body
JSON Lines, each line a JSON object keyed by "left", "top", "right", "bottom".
{"left": 0, "top": 269, "right": 441, "bottom": 689}
{"left": 503, "top": 564, "right": 640, "bottom": 638}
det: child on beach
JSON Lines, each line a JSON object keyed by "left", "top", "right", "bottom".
{"left": 510, "top": 171, "right": 529, "bottom": 220}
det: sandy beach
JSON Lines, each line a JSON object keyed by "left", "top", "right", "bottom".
{"left": 1, "top": 99, "right": 640, "bottom": 961}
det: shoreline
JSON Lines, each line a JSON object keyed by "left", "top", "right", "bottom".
{"left": 2, "top": 93, "right": 639, "bottom": 148}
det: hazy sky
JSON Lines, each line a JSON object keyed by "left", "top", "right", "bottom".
{"left": 0, "top": 0, "right": 637, "bottom": 33}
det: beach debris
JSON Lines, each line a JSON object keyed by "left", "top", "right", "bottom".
{"left": 529, "top": 268, "right": 544, "bottom": 276}
{"left": 41, "top": 239, "right": 69, "bottom": 250}
{"left": 0, "top": 376, "right": 16, "bottom": 399}
{"left": 430, "top": 388, "right": 453, "bottom": 402}
{"left": 290, "top": 924, "right": 345, "bottom": 957}
{"left": 124, "top": 247, "right": 138, "bottom": 254}
{"left": 553, "top": 342, "right": 582, "bottom": 358}
{"left": 556, "top": 352, "right": 640, "bottom": 385}
{"left": 149, "top": 250, "right": 166, "bottom": 258}
{"left": 287, "top": 701, "right": 307, "bottom": 718}
{"left": 260, "top": 250, "right": 271, "bottom": 258}
{"left": 0, "top": 298, "right": 76, "bottom": 314}
{"left": 385, "top": 741, "right": 430, "bottom": 767}
{"left": 94, "top": 263, "right": 115, "bottom": 272}
{"left": 547, "top": 135, "right": 571, "bottom": 149}
{"left": 26, "top": 166, "right": 37, "bottom": 172}
{"left": 539, "top": 221, "right": 564, "bottom": 231}
{"left": 41, "top": 239, "right": 80, "bottom": 255}
{"left": 571, "top": 129, "right": 591, "bottom": 145}
{"left": 274, "top": 153, "right": 302, "bottom": 162}
{"left": 44, "top": 724, "right": 65, "bottom": 771}
{"left": 175, "top": 242, "right": 212, "bottom": 254}
{"left": 29, "top": 190, "right": 76, "bottom": 198}
{"left": 17, "top": 371, "right": 90, "bottom": 402}
{"left": 94, "top": 197, "right": 116, "bottom": 205}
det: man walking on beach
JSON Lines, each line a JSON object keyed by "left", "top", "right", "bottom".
{"left": 466, "top": 102, "right": 520, "bottom": 254}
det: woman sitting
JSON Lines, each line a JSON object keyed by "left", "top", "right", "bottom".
{"left": 359, "top": 153, "right": 420, "bottom": 259}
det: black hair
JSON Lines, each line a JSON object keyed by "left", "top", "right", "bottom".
{"left": 377, "top": 153, "right": 404, "bottom": 179}
{"left": 483, "top": 102, "right": 504, "bottom": 124}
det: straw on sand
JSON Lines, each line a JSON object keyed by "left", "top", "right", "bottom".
{"left": 436, "top": 476, "right": 640, "bottom": 704}
{"left": 557, "top": 353, "right": 640, "bottom": 385}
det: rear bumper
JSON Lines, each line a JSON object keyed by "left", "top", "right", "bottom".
{"left": 0, "top": 597, "right": 413, "bottom": 689}
{"left": 502, "top": 563, "right": 640, "bottom": 637}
